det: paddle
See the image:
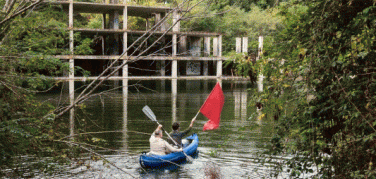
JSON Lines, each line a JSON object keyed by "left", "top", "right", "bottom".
{"left": 142, "top": 105, "right": 194, "bottom": 162}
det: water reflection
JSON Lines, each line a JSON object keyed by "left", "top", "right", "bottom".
{"left": 172, "top": 79, "right": 177, "bottom": 123}
{"left": 122, "top": 79, "right": 128, "bottom": 152}
{"left": 38, "top": 79, "right": 282, "bottom": 178}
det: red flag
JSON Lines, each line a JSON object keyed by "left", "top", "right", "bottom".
{"left": 200, "top": 82, "right": 225, "bottom": 131}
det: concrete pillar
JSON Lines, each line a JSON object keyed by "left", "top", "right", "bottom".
{"left": 160, "top": 61, "right": 165, "bottom": 76}
{"left": 236, "top": 37, "right": 248, "bottom": 54}
{"left": 217, "top": 78, "right": 223, "bottom": 88}
{"left": 111, "top": 11, "right": 120, "bottom": 86}
{"left": 203, "top": 37, "right": 210, "bottom": 76}
{"left": 171, "top": 79, "right": 177, "bottom": 122}
{"left": 172, "top": 10, "right": 180, "bottom": 32}
{"left": 69, "top": 1, "right": 74, "bottom": 79}
{"left": 102, "top": 14, "right": 106, "bottom": 55}
{"left": 241, "top": 84, "right": 247, "bottom": 121}
{"left": 172, "top": 34, "right": 177, "bottom": 78}
{"left": 123, "top": 4, "right": 128, "bottom": 79}
{"left": 160, "top": 13, "right": 167, "bottom": 31}
{"left": 242, "top": 37, "right": 248, "bottom": 54}
{"left": 122, "top": 1, "right": 128, "bottom": 147}
{"left": 146, "top": 17, "right": 150, "bottom": 30}
{"left": 155, "top": 13, "right": 161, "bottom": 31}
{"left": 216, "top": 35, "right": 222, "bottom": 77}
{"left": 102, "top": 13, "right": 106, "bottom": 29}
{"left": 114, "top": 11, "right": 119, "bottom": 29}
{"left": 213, "top": 37, "right": 218, "bottom": 77}
{"left": 155, "top": 13, "right": 166, "bottom": 76}
{"left": 213, "top": 37, "right": 218, "bottom": 56}
{"left": 69, "top": 80, "right": 74, "bottom": 138}
{"left": 172, "top": 10, "right": 180, "bottom": 78}
{"left": 234, "top": 91, "right": 241, "bottom": 121}
{"left": 109, "top": 11, "right": 120, "bottom": 54}
{"left": 258, "top": 36, "right": 263, "bottom": 59}
{"left": 236, "top": 37, "right": 241, "bottom": 53}
{"left": 69, "top": 0, "right": 74, "bottom": 139}
{"left": 122, "top": 79, "right": 128, "bottom": 150}
{"left": 179, "top": 35, "right": 187, "bottom": 56}
{"left": 257, "top": 36, "right": 264, "bottom": 92}
{"left": 178, "top": 35, "right": 187, "bottom": 75}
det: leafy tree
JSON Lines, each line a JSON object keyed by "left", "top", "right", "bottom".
{"left": 0, "top": 2, "right": 94, "bottom": 177}
{"left": 209, "top": 0, "right": 283, "bottom": 11}
{"left": 246, "top": 0, "right": 376, "bottom": 178}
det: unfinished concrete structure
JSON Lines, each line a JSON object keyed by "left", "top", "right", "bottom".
{"left": 50, "top": 0, "right": 224, "bottom": 80}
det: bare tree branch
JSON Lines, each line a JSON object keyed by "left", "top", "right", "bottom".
{"left": 54, "top": 0, "right": 206, "bottom": 119}
{"left": 0, "top": 0, "right": 42, "bottom": 27}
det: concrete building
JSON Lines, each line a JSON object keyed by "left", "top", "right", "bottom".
{"left": 50, "top": 0, "right": 225, "bottom": 80}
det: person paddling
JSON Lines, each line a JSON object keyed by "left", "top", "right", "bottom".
{"left": 149, "top": 124, "right": 182, "bottom": 155}
{"left": 168, "top": 117, "right": 196, "bottom": 147}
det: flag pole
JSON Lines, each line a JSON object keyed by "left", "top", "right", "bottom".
{"left": 193, "top": 111, "right": 200, "bottom": 119}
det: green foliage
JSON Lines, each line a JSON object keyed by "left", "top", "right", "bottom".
{"left": 74, "top": 35, "right": 95, "bottom": 55}
{"left": 86, "top": 14, "right": 103, "bottom": 29}
{"left": 128, "top": 16, "right": 147, "bottom": 30}
{"left": 227, "top": 0, "right": 376, "bottom": 177}
{"left": 250, "top": 0, "right": 376, "bottom": 178}
{"left": 0, "top": 4, "right": 94, "bottom": 177}
{"left": 182, "top": 3, "right": 283, "bottom": 54}
{"left": 224, "top": 51, "right": 258, "bottom": 83}
{"left": 209, "top": 0, "right": 281, "bottom": 11}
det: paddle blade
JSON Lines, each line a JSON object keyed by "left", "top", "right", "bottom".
{"left": 142, "top": 105, "right": 157, "bottom": 122}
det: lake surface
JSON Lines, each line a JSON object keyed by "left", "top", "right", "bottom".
{"left": 38, "top": 79, "right": 286, "bottom": 178}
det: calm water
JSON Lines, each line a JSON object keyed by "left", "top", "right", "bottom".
{"left": 38, "top": 79, "right": 286, "bottom": 178}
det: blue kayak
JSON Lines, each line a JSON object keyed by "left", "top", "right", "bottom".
{"left": 139, "top": 133, "right": 199, "bottom": 168}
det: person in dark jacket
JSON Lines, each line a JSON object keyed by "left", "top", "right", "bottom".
{"left": 168, "top": 117, "right": 196, "bottom": 147}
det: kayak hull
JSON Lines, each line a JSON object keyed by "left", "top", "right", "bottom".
{"left": 139, "top": 133, "right": 199, "bottom": 168}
